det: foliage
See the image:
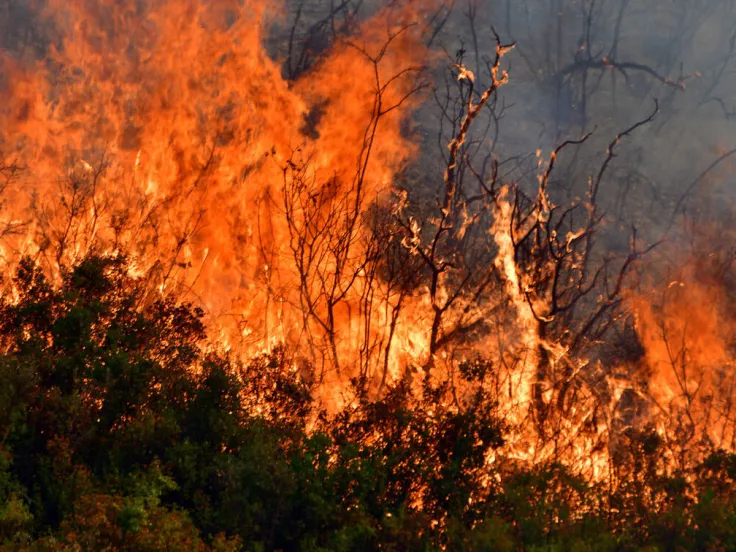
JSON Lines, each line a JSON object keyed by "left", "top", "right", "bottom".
{"left": 0, "top": 255, "right": 734, "bottom": 551}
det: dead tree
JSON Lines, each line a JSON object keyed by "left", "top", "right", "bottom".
{"left": 390, "top": 28, "right": 662, "bottom": 469}
{"left": 499, "top": 102, "right": 659, "bottom": 439}
{"left": 281, "top": 23, "right": 428, "bottom": 381}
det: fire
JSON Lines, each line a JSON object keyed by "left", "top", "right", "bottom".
{"left": 632, "top": 234, "right": 736, "bottom": 462}
{"left": 0, "top": 0, "right": 435, "bottom": 392}
{"left": 0, "top": 0, "right": 734, "bottom": 489}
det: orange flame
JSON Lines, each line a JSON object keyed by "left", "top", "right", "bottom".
{"left": 0, "top": 0, "right": 437, "bottom": 405}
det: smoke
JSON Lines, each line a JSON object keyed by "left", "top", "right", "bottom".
{"left": 421, "top": 0, "right": 736, "bottom": 234}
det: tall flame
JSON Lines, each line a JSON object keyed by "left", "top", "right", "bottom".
{"left": 0, "top": 0, "right": 436, "bottom": 401}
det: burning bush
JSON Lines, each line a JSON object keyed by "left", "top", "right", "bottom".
{"left": 0, "top": 253, "right": 731, "bottom": 549}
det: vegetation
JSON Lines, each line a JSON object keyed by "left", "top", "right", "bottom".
{"left": 0, "top": 254, "right": 732, "bottom": 551}
{"left": 1, "top": 0, "right": 736, "bottom": 550}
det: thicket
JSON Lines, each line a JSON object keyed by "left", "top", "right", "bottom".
{"left": 0, "top": 255, "right": 733, "bottom": 551}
